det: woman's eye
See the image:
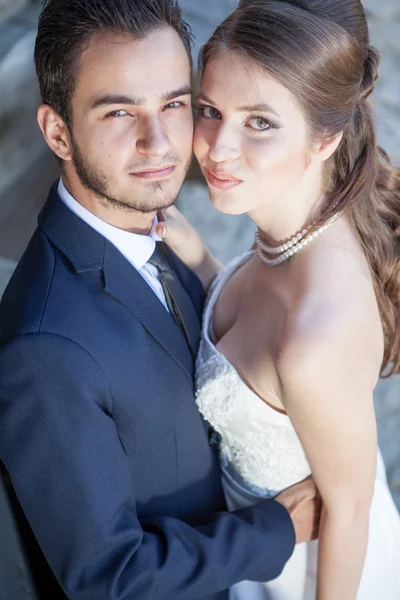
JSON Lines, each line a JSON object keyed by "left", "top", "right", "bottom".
{"left": 197, "top": 105, "right": 221, "bottom": 120}
{"left": 107, "top": 110, "right": 129, "bottom": 118}
{"left": 247, "top": 117, "right": 272, "bottom": 131}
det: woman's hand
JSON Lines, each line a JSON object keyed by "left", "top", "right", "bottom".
{"left": 156, "top": 206, "right": 222, "bottom": 289}
{"left": 156, "top": 206, "right": 197, "bottom": 252}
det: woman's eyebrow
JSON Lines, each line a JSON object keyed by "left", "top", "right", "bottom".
{"left": 196, "top": 94, "right": 280, "bottom": 118}
{"left": 236, "top": 103, "right": 281, "bottom": 118}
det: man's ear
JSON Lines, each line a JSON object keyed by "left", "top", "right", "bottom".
{"left": 37, "top": 105, "right": 73, "bottom": 162}
{"left": 311, "top": 131, "right": 344, "bottom": 164}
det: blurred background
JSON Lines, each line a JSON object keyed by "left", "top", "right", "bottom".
{"left": 0, "top": 1, "right": 399, "bottom": 589}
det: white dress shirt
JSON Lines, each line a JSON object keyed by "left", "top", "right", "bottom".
{"left": 57, "top": 178, "right": 168, "bottom": 311}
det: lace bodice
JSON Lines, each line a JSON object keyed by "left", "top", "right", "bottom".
{"left": 195, "top": 253, "right": 311, "bottom": 501}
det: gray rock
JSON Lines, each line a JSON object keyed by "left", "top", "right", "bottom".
{"left": 0, "top": 30, "right": 47, "bottom": 197}
{"left": 375, "top": 375, "right": 400, "bottom": 497}
{"left": 364, "top": 0, "right": 400, "bottom": 19}
{"left": 0, "top": 256, "right": 15, "bottom": 296}
{"left": 0, "top": 0, "right": 28, "bottom": 25}
{"left": 375, "top": 376, "right": 400, "bottom": 417}
{"left": 181, "top": 0, "right": 237, "bottom": 58}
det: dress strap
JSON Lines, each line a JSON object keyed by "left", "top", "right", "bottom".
{"left": 202, "top": 251, "right": 255, "bottom": 349}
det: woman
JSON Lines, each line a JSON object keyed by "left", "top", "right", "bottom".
{"left": 158, "top": 0, "right": 400, "bottom": 598}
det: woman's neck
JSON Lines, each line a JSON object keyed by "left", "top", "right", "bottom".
{"left": 249, "top": 171, "right": 325, "bottom": 246}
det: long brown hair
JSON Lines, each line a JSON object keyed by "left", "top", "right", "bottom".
{"left": 199, "top": 0, "right": 400, "bottom": 377}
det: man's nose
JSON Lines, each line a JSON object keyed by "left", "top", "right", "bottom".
{"left": 207, "top": 124, "right": 240, "bottom": 164}
{"left": 136, "top": 117, "right": 170, "bottom": 158}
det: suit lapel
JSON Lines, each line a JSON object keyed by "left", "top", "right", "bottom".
{"left": 102, "top": 241, "right": 194, "bottom": 382}
{"left": 38, "top": 183, "right": 194, "bottom": 382}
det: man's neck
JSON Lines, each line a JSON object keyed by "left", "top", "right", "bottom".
{"left": 61, "top": 174, "right": 155, "bottom": 235}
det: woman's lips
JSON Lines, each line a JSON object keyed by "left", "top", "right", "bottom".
{"left": 205, "top": 169, "right": 243, "bottom": 190}
{"left": 131, "top": 165, "right": 176, "bottom": 179}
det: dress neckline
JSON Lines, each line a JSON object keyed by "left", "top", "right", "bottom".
{"left": 203, "top": 252, "right": 253, "bottom": 348}
{"left": 202, "top": 252, "right": 290, "bottom": 421}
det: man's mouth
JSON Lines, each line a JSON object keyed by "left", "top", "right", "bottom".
{"left": 131, "top": 165, "right": 176, "bottom": 180}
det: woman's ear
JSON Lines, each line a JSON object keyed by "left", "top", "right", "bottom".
{"left": 311, "top": 131, "right": 344, "bottom": 164}
{"left": 37, "top": 105, "right": 73, "bottom": 162}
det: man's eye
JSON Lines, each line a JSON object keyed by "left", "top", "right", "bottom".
{"left": 106, "top": 110, "right": 130, "bottom": 118}
{"left": 165, "top": 101, "right": 184, "bottom": 109}
{"left": 196, "top": 105, "right": 221, "bottom": 120}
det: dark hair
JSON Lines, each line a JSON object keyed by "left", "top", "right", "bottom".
{"left": 200, "top": 0, "right": 400, "bottom": 377}
{"left": 34, "top": 0, "right": 193, "bottom": 127}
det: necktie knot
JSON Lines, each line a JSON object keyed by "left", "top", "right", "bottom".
{"left": 148, "top": 243, "right": 173, "bottom": 273}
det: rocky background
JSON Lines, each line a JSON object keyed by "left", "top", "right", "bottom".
{"left": 0, "top": 0, "right": 399, "bottom": 515}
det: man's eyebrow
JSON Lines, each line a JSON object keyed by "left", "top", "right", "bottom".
{"left": 90, "top": 86, "right": 193, "bottom": 110}
{"left": 90, "top": 95, "right": 146, "bottom": 110}
{"left": 197, "top": 93, "right": 280, "bottom": 119}
{"left": 160, "top": 86, "right": 193, "bottom": 103}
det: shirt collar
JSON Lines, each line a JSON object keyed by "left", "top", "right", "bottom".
{"left": 57, "top": 178, "right": 160, "bottom": 270}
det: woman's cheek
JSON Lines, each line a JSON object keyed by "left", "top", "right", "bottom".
{"left": 193, "top": 123, "right": 208, "bottom": 161}
{"left": 251, "top": 135, "right": 299, "bottom": 175}
{"left": 243, "top": 136, "right": 278, "bottom": 174}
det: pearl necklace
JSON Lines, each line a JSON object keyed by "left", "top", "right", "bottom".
{"left": 255, "top": 214, "right": 340, "bottom": 266}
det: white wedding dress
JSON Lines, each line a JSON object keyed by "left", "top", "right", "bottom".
{"left": 196, "top": 252, "right": 400, "bottom": 600}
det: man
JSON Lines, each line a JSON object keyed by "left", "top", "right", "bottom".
{"left": 0, "top": 1, "right": 320, "bottom": 599}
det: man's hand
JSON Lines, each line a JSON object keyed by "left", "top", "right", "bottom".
{"left": 275, "top": 476, "right": 321, "bottom": 544}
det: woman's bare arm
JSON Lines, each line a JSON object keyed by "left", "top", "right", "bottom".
{"left": 276, "top": 310, "right": 380, "bottom": 600}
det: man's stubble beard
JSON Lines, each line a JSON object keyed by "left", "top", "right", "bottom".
{"left": 70, "top": 135, "right": 192, "bottom": 215}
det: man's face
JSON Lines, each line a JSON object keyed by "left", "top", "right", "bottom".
{"left": 65, "top": 27, "right": 193, "bottom": 213}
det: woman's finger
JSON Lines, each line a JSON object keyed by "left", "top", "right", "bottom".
{"left": 155, "top": 222, "right": 167, "bottom": 238}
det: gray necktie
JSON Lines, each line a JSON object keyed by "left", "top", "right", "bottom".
{"left": 148, "top": 243, "right": 200, "bottom": 358}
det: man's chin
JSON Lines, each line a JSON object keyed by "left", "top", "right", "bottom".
{"left": 113, "top": 187, "right": 178, "bottom": 214}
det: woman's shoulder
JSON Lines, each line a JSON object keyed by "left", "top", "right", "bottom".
{"left": 277, "top": 235, "right": 384, "bottom": 393}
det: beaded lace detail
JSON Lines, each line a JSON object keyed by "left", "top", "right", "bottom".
{"left": 196, "top": 253, "right": 311, "bottom": 498}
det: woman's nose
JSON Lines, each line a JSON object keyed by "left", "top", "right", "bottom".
{"left": 207, "top": 124, "right": 241, "bottom": 164}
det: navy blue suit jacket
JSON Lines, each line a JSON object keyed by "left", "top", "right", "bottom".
{"left": 0, "top": 184, "right": 295, "bottom": 600}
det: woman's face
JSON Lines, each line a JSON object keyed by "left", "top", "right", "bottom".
{"left": 193, "top": 50, "right": 317, "bottom": 218}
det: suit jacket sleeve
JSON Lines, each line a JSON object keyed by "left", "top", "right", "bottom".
{"left": 0, "top": 333, "right": 295, "bottom": 600}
